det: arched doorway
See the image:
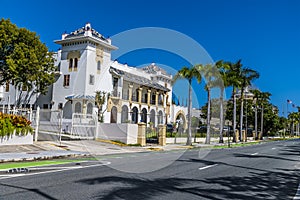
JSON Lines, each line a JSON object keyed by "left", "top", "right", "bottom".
{"left": 175, "top": 111, "right": 187, "bottom": 135}
{"left": 121, "top": 105, "right": 128, "bottom": 123}
{"left": 141, "top": 108, "right": 147, "bottom": 123}
{"left": 110, "top": 106, "right": 117, "bottom": 123}
{"left": 131, "top": 107, "right": 138, "bottom": 124}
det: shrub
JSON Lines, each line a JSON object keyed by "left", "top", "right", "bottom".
{"left": 0, "top": 113, "right": 33, "bottom": 137}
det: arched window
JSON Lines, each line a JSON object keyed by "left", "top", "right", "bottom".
{"left": 69, "top": 58, "right": 73, "bottom": 71}
{"left": 110, "top": 106, "right": 117, "bottom": 123}
{"left": 75, "top": 102, "right": 81, "bottom": 113}
{"left": 74, "top": 58, "right": 78, "bottom": 71}
{"left": 121, "top": 105, "right": 128, "bottom": 123}
{"left": 97, "top": 61, "right": 101, "bottom": 74}
{"left": 131, "top": 107, "right": 138, "bottom": 124}
{"left": 150, "top": 109, "right": 155, "bottom": 126}
{"left": 87, "top": 103, "right": 93, "bottom": 115}
{"left": 141, "top": 108, "right": 147, "bottom": 123}
{"left": 151, "top": 93, "right": 156, "bottom": 105}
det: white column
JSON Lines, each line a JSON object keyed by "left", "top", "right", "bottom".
{"left": 34, "top": 106, "right": 40, "bottom": 142}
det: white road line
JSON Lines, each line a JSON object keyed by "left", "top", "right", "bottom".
{"left": 28, "top": 166, "right": 82, "bottom": 170}
{"left": 272, "top": 147, "right": 276, "bottom": 150}
{"left": 294, "top": 183, "right": 300, "bottom": 199}
{"left": 0, "top": 161, "right": 111, "bottom": 180}
{"left": 198, "top": 164, "right": 218, "bottom": 170}
{"left": 251, "top": 152, "right": 258, "bottom": 155}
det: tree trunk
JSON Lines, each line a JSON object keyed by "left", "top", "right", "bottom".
{"left": 186, "top": 80, "right": 192, "bottom": 146}
{"left": 205, "top": 88, "right": 211, "bottom": 144}
{"left": 232, "top": 87, "right": 237, "bottom": 142}
{"left": 219, "top": 88, "right": 224, "bottom": 143}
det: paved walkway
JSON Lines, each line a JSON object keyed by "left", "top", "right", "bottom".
{"left": 0, "top": 138, "right": 263, "bottom": 163}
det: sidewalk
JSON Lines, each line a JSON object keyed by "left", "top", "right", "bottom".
{"left": 0, "top": 140, "right": 174, "bottom": 162}
{"left": 0, "top": 138, "right": 262, "bottom": 163}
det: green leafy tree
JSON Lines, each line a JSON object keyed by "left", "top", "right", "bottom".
{"left": 288, "top": 112, "right": 300, "bottom": 136}
{"left": 0, "top": 18, "right": 55, "bottom": 107}
{"left": 95, "top": 91, "right": 108, "bottom": 122}
{"left": 226, "top": 90, "right": 282, "bottom": 139}
{"left": 173, "top": 65, "right": 201, "bottom": 145}
{"left": 200, "top": 98, "right": 223, "bottom": 120}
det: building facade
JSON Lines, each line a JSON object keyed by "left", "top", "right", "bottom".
{"left": 1, "top": 23, "right": 187, "bottom": 128}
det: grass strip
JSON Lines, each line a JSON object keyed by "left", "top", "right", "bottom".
{"left": 0, "top": 159, "right": 92, "bottom": 170}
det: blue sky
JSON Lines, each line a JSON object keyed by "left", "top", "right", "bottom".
{"left": 1, "top": 0, "right": 300, "bottom": 116}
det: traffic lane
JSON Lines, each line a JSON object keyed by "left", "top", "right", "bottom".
{"left": 171, "top": 140, "right": 300, "bottom": 199}
{"left": 0, "top": 140, "right": 299, "bottom": 200}
{"left": 73, "top": 140, "right": 300, "bottom": 200}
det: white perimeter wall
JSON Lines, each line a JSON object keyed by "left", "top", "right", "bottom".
{"left": 0, "top": 134, "right": 33, "bottom": 145}
{"left": 97, "top": 123, "right": 138, "bottom": 144}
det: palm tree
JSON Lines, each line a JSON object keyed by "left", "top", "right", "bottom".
{"left": 197, "top": 64, "right": 219, "bottom": 144}
{"left": 259, "top": 91, "right": 271, "bottom": 139}
{"left": 173, "top": 66, "right": 201, "bottom": 145}
{"left": 225, "top": 60, "right": 243, "bottom": 142}
{"left": 288, "top": 112, "right": 300, "bottom": 137}
{"left": 251, "top": 89, "right": 271, "bottom": 140}
{"left": 215, "top": 60, "right": 230, "bottom": 143}
{"left": 238, "top": 67, "right": 259, "bottom": 142}
{"left": 251, "top": 89, "right": 261, "bottom": 139}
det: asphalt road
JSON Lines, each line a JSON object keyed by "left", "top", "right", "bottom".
{"left": 0, "top": 139, "right": 300, "bottom": 200}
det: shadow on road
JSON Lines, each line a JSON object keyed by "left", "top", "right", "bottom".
{"left": 0, "top": 182, "right": 58, "bottom": 200}
{"left": 76, "top": 144, "right": 300, "bottom": 200}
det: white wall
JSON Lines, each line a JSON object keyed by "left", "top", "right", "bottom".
{"left": 97, "top": 123, "right": 138, "bottom": 144}
{"left": 0, "top": 134, "right": 33, "bottom": 145}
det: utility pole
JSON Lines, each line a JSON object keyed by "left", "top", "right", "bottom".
{"left": 260, "top": 105, "right": 264, "bottom": 140}
{"left": 255, "top": 103, "right": 258, "bottom": 140}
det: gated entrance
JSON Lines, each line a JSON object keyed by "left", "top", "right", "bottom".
{"left": 71, "top": 113, "right": 97, "bottom": 139}
{"left": 146, "top": 126, "right": 158, "bottom": 144}
{"left": 32, "top": 108, "right": 97, "bottom": 141}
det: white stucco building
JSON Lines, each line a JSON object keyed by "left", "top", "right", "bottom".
{"left": 1, "top": 23, "right": 188, "bottom": 128}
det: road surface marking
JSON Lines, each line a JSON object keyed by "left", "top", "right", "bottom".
{"left": 251, "top": 152, "right": 258, "bottom": 155}
{"left": 199, "top": 164, "right": 218, "bottom": 170}
{"left": 0, "top": 161, "right": 111, "bottom": 180}
{"left": 293, "top": 183, "right": 300, "bottom": 199}
{"left": 272, "top": 147, "right": 276, "bottom": 150}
